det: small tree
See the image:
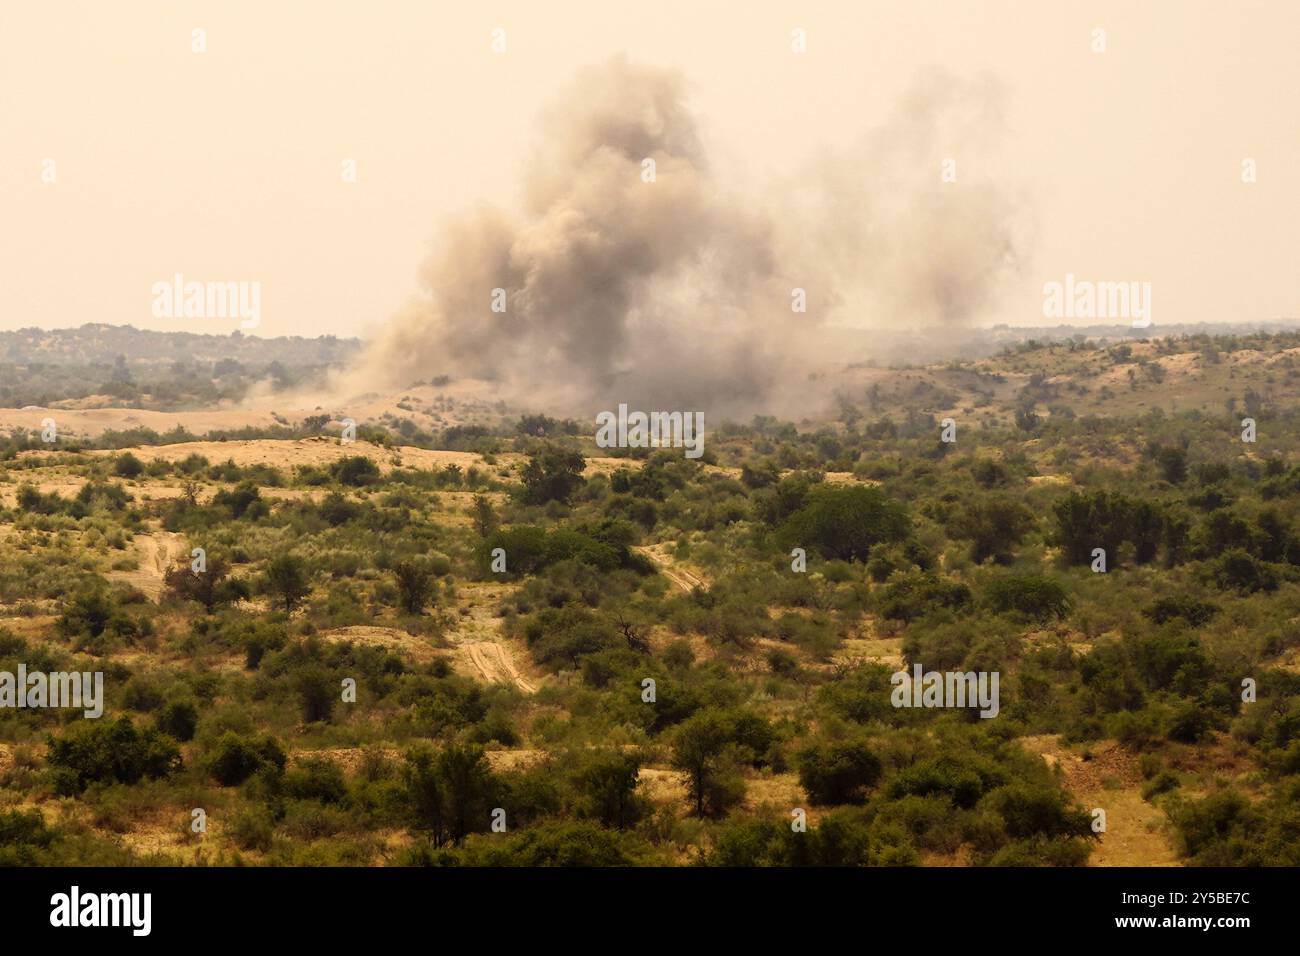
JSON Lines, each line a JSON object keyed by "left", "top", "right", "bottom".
{"left": 114, "top": 452, "right": 144, "bottom": 479}
{"left": 948, "top": 495, "right": 1034, "bottom": 564}
{"left": 294, "top": 666, "right": 336, "bottom": 724}
{"left": 57, "top": 589, "right": 136, "bottom": 653}
{"left": 613, "top": 611, "right": 649, "bottom": 653}
{"left": 156, "top": 699, "right": 199, "bottom": 742}
{"left": 264, "top": 554, "right": 311, "bottom": 612}
{"left": 1052, "top": 490, "right": 1130, "bottom": 566}
{"left": 437, "top": 743, "right": 500, "bottom": 846}
{"left": 670, "top": 709, "right": 742, "bottom": 817}
{"left": 164, "top": 555, "right": 234, "bottom": 613}
{"left": 576, "top": 752, "right": 646, "bottom": 829}
{"left": 519, "top": 447, "right": 586, "bottom": 505}
{"left": 56, "top": 590, "right": 114, "bottom": 642}
{"left": 983, "top": 574, "right": 1071, "bottom": 621}
{"left": 798, "top": 740, "right": 882, "bottom": 805}
{"left": 393, "top": 560, "right": 436, "bottom": 615}
{"left": 1155, "top": 445, "right": 1188, "bottom": 484}
{"left": 318, "top": 490, "right": 359, "bottom": 526}
{"left": 471, "top": 494, "right": 499, "bottom": 537}
{"left": 47, "top": 717, "right": 181, "bottom": 794}
{"left": 212, "top": 481, "right": 264, "bottom": 520}
{"left": 403, "top": 744, "right": 500, "bottom": 847}
{"left": 776, "top": 485, "right": 911, "bottom": 563}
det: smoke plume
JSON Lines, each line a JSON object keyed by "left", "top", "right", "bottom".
{"left": 346, "top": 58, "right": 1027, "bottom": 419}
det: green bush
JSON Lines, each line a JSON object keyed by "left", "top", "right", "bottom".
{"left": 284, "top": 757, "right": 348, "bottom": 804}
{"left": 156, "top": 699, "right": 199, "bottom": 742}
{"left": 47, "top": 717, "right": 181, "bottom": 794}
{"left": 209, "top": 731, "right": 287, "bottom": 786}
{"left": 798, "top": 740, "right": 882, "bottom": 805}
{"left": 113, "top": 452, "right": 144, "bottom": 479}
{"left": 0, "top": 809, "right": 58, "bottom": 865}
{"left": 776, "top": 485, "right": 911, "bottom": 563}
{"left": 330, "top": 456, "right": 380, "bottom": 487}
{"left": 983, "top": 575, "right": 1070, "bottom": 621}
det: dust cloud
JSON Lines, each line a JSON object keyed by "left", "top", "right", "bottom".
{"left": 343, "top": 58, "right": 1026, "bottom": 420}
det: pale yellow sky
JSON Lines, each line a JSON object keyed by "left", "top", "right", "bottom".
{"left": 1, "top": 0, "right": 1296, "bottom": 338}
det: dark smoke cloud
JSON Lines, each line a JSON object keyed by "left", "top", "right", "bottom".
{"left": 348, "top": 58, "right": 1027, "bottom": 419}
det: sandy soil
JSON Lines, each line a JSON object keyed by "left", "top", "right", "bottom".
{"left": 633, "top": 544, "right": 708, "bottom": 592}
{"left": 0, "top": 615, "right": 59, "bottom": 639}
{"left": 0, "top": 379, "right": 507, "bottom": 440}
{"left": 318, "top": 625, "right": 439, "bottom": 664}
{"left": 86, "top": 438, "right": 488, "bottom": 474}
{"left": 0, "top": 405, "right": 286, "bottom": 439}
{"left": 823, "top": 472, "right": 877, "bottom": 485}
{"left": 636, "top": 767, "right": 689, "bottom": 806}
{"left": 110, "top": 531, "right": 187, "bottom": 600}
{"left": 483, "top": 749, "right": 547, "bottom": 773}
{"left": 833, "top": 635, "right": 905, "bottom": 670}
{"left": 464, "top": 641, "right": 537, "bottom": 693}
{"left": 447, "top": 582, "right": 539, "bottom": 693}
{"left": 1020, "top": 734, "right": 1179, "bottom": 867}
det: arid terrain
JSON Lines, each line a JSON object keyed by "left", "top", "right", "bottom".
{"left": 1, "top": 325, "right": 1298, "bottom": 866}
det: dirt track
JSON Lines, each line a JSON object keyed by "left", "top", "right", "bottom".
{"left": 450, "top": 583, "right": 539, "bottom": 693}
{"left": 634, "top": 544, "right": 707, "bottom": 592}
{"left": 465, "top": 641, "right": 537, "bottom": 693}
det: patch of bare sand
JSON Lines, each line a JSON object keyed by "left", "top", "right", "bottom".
{"left": 257, "top": 486, "right": 330, "bottom": 502}
{"left": 291, "top": 746, "right": 401, "bottom": 774}
{"left": 823, "top": 472, "right": 878, "bottom": 485}
{"left": 108, "top": 531, "right": 187, "bottom": 600}
{"left": 112, "top": 810, "right": 209, "bottom": 862}
{"left": 0, "top": 479, "right": 87, "bottom": 508}
{"left": 483, "top": 749, "right": 546, "bottom": 773}
{"left": 0, "top": 743, "right": 18, "bottom": 776}
{"left": 834, "top": 636, "right": 905, "bottom": 670}
{"left": 638, "top": 767, "right": 689, "bottom": 807}
{"left": 1273, "top": 644, "right": 1300, "bottom": 674}
{"left": 319, "top": 625, "right": 439, "bottom": 664}
{"left": 0, "top": 405, "right": 286, "bottom": 439}
{"left": 463, "top": 641, "right": 537, "bottom": 693}
{"left": 0, "top": 380, "right": 511, "bottom": 441}
{"left": 583, "top": 456, "right": 635, "bottom": 475}
{"left": 743, "top": 772, "right": 818, "bottom": 821}
{"left": 0, "top": 615, "right": 59, "bottom": 640}
{"left": 1020, "top": 734, "right": 1179, "bottom": 867}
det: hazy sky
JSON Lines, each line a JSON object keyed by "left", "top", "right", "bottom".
{"left": 1, "top": 0, "right": 1296, "bottom": 339}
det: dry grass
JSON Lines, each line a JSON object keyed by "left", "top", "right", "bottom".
{"left": 1019, "top": 735, "right": 1179, "bottom": 867}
